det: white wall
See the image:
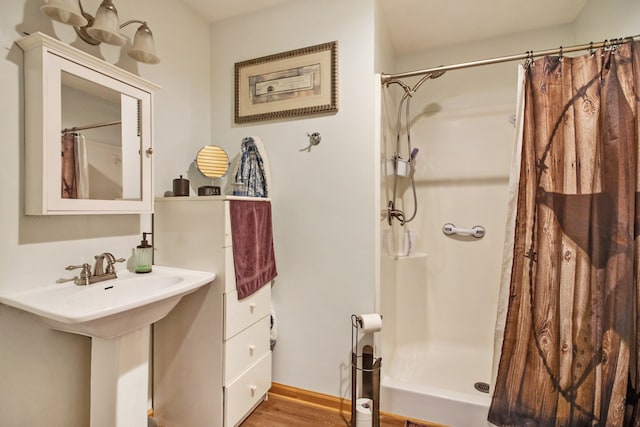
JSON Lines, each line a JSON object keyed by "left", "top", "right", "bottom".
{"left": 574, "top": 0, "right": 640, "bottom": 40}
{"left": 0, "top": 1, "right": 210, "bottom": 425}
{"left": 209, "top": 0, "right": 378, "bottom": 397}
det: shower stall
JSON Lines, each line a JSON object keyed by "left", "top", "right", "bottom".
{"left": 376, "top": 61, "right": 517, "bottom": 426}
{"left": 375, "top": 33, "right": 631, "bottom": 425}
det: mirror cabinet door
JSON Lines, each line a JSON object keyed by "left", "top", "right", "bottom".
{"left": 46, "top": 54, "right": 152, "bottom": 214}
{"left": 19, "top": 32, "right": 158, "bottom": 215}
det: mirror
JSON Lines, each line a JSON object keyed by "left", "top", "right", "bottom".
{"left": 196, "top": 145, "right": 229, "bottom": 178}
{"left": 61, "top": 72, "right": 142, "bottom": 200}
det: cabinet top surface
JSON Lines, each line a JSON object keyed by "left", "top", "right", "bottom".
{"left": 155, "top": 196, "right": 271, "bottom": 202}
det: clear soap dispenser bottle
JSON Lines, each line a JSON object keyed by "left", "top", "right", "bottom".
{"left": 135, "top": 232, "right": 152, "bottom": 273}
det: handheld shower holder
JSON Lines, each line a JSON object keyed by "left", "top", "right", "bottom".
{"left": 386, "top": 157, "right": 411, "bottom": 177}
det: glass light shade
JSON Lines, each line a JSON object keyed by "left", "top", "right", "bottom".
{"left": 128, "top": 23, "right": 160, "bottom": 64}
{"left": 40, "top": 0, "right": 88, "bottom": 27}
{"left": 85, "top": 0, "right": 126, "bottom": 46}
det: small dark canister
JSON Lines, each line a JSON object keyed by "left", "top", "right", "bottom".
{"left": 173, "top": 175, "right": 190, "bottom": 196}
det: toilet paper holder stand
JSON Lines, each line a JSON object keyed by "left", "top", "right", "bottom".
{"left": 351, "top": 314, "right": 382, "bottom": 427}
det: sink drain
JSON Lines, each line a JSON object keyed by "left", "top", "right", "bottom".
{"left": 474, "top": 382, "right": 490, "bottom": 393}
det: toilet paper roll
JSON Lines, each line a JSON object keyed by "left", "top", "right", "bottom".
{"left": 355, "top": 398, "right": 372, "bottom": 427}
{"left": 357, "top": 313, "right": 383, "bottom": 333}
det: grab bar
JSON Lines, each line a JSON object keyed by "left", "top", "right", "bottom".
{"left": 442, "top": 223, "right": 485, "bottom": 238}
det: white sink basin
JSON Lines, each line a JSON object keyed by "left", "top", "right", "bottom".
{"left": 0, "top": 265, "right": 214, "bottom": 338}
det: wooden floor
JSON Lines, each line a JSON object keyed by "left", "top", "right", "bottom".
{"left": 240, "top": 393, "right": 431, "bottom": 427}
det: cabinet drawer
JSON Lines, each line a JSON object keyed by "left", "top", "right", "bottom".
{"left": 224, "top": 285, "right": 270, "bottom": 339}
{"left": 224, "top": 352, "right": 271, "bottom": 427}
{"left": 224, "top": 316, "right": 270, "bottom": 385}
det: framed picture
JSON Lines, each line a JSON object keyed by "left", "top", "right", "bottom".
{"left": 234, "top": 41, "right": 338, "bottom": 123}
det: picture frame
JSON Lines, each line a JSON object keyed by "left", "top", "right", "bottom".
{"left": 234, "top": 41, "right": 338, "bottom": 123}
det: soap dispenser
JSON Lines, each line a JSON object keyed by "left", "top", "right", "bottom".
{"left": 135, "top": 232, "right": 153, "bottom": 273}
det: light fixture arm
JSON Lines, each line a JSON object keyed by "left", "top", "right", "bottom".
{"left": 119, "top": 19, "right": 146, "bottom": 29}
{"left": 77, "top": 0, "right": 87, "bottom": 16}
{"left": 74, "top": 0, "right": 100, "bottom": 45}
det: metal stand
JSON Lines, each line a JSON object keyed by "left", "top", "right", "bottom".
{"left": 351, "top": 315, "right": 381, "bottom": 427}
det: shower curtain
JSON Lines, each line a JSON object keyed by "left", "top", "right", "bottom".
{"left": 489, "top": 40, "right": 640, "bottom": 426}
{"left": 61, "top": 132, "right": 77, "bottom": 198}
{"left": 61, "top": 132, "right": 90, "bottom": 199}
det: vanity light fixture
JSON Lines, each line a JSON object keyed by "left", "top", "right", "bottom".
{"left": 40, "top": 0, "right": 160, "bottom": 64}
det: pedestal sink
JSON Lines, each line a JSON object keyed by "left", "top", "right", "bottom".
{"left": 0, "top": 265, "right": 215, "bottom": 427}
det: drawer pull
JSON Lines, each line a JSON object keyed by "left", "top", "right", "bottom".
{"left": 249, "top": 344, "right": 256, "bottom": 355}
{"left": 249, "top": 302, "right": 256, "bottom": 313}
{"left": 250, "top": 384, "right": 257, "bottom": 396}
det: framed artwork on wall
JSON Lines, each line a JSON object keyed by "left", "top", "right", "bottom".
{"left": 234, "top": 41, "right": 338, "bottom": 123}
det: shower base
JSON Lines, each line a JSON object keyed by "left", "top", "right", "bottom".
{"left": 380, "top": 342, "right": 492, "bottom": 427}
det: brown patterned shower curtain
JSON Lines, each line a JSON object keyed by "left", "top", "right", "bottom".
{"left": 489, "top": 40, "right": 640, "bottom": 426}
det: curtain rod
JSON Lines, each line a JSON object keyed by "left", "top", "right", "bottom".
{"left": 62, "top": 120, "right": 122, "bottom": 133}
{"left": 380, "top": 35, "right": 639, "bottom": 84}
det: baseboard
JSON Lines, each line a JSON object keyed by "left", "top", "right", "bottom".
{"left": 268, "top": 382, "right": 441, "bottom": 426}
{"left": 269, "top": 382, "right": 350, "bottom": 413}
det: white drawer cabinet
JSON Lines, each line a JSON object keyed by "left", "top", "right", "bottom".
{"left": 153, "top": 196, "right": 272, "bottom": 427}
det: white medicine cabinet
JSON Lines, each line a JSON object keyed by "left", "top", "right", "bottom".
{"left": 17, "top": 32, "right": 160, "bottom": 215}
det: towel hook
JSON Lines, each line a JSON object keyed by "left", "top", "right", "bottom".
{"left": 300, "top": 132, "right": 322, "bottom": 152}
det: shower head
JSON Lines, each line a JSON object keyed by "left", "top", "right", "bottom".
{"left": 429, "top": 69, "right": 446, "bottom": 79}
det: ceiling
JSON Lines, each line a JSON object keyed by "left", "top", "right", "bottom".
{"left": 180, "top": 0, "right": 589, "bottom": 55}
{"left": 180, "top": 0, "right": 293, "bottom": 23}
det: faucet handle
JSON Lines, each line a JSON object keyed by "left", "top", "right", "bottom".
{"left": 106, "top": 257, "right": 126, "bottom": 274}
{"left": 66, "top": 263, "right": 91, "bottom": 273}
{"left": 65, "top": 263, "right": 92, "bottom": 285}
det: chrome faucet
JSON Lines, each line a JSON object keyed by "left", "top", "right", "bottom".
{"left": 93, "top": 253, "right": 113, "bottom": 277}
{"left": 93, "top": 252, "right": 126, "bottom": 282}
{"left": 65, "top": 252, "right": 125, "bottom": 286}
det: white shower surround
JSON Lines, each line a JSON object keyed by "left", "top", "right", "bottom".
{"left": 378, "top": 80, "right": 515, "bottom": 425}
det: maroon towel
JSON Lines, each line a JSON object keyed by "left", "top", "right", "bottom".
{"left": 229, "top": 200, "right": 277, "bottom": 299}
